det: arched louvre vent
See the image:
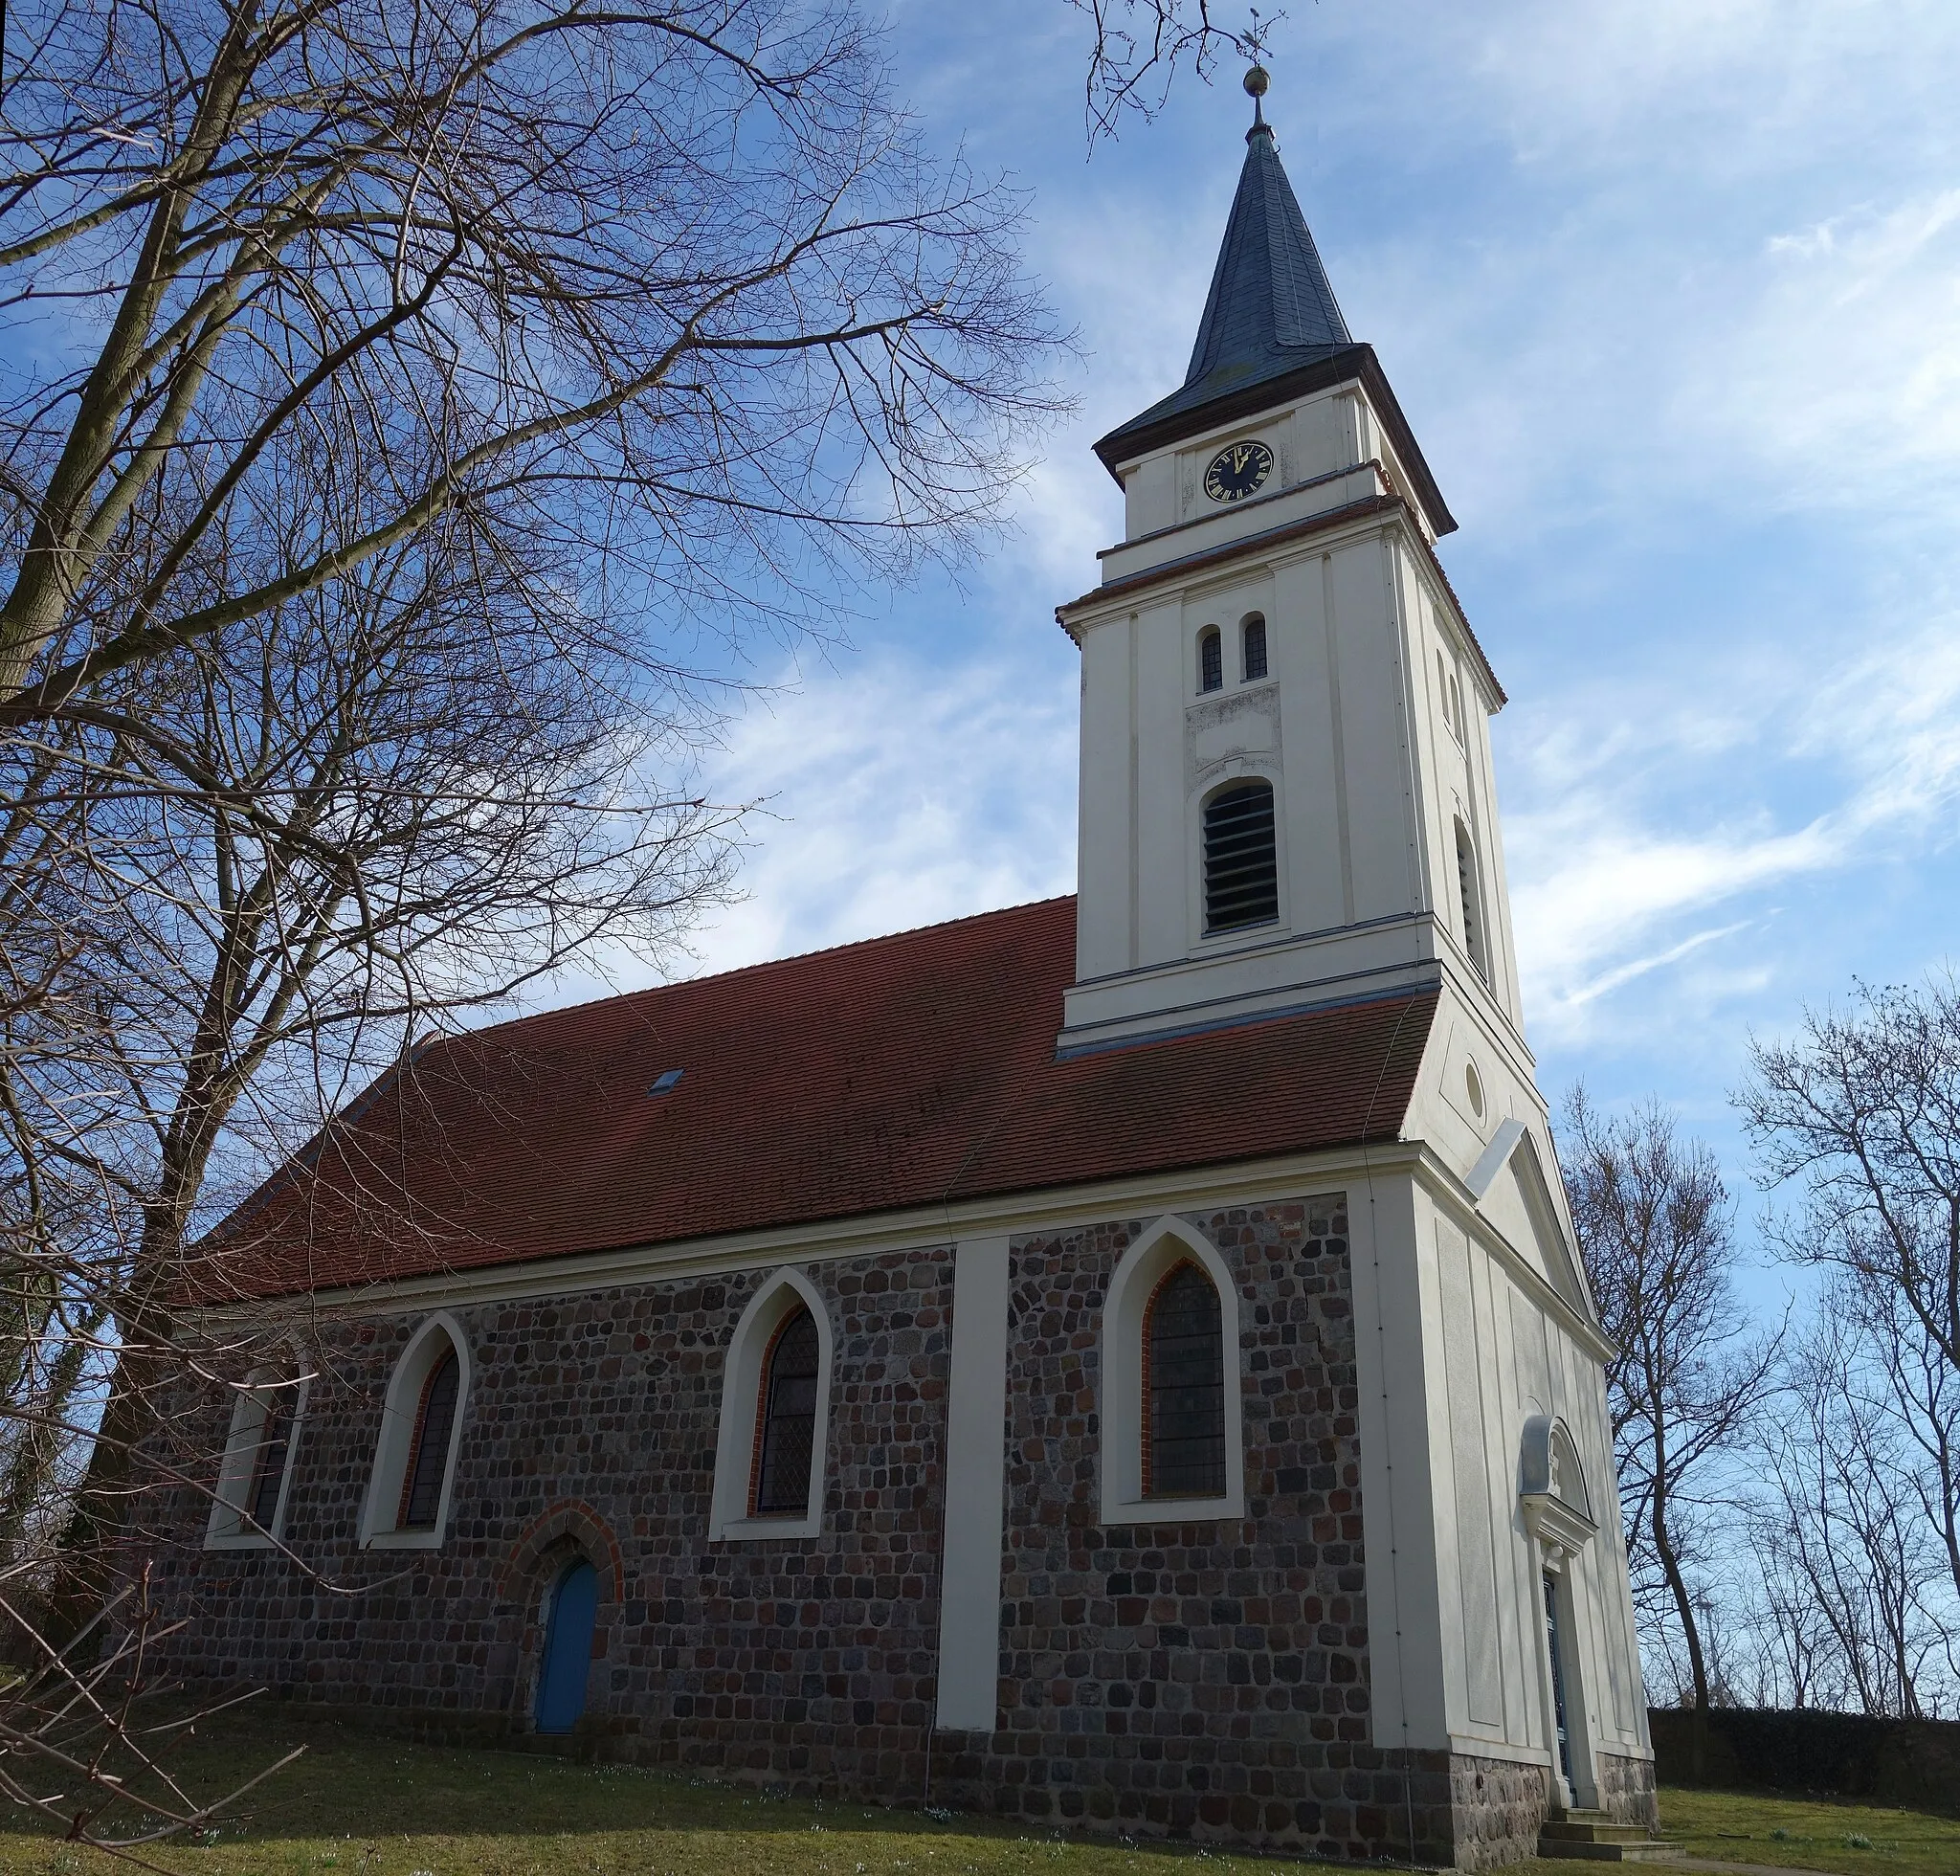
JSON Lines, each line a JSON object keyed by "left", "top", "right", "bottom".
{"left": 1455, "top": 818, "right": 1488, "bottom": 981}
{"left": 1203, "top": 782, "right": 1279, "bottom": 932}
{"left": 1146, "top": 1262, "right": 1226, "bottom": 1498}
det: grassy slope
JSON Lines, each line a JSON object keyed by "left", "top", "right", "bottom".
{"left": 1657, "top": 1786, "right": 1960, "bottom": 1876}
{"left": 1, "top": 1712, "right": 1955, "bottom": 1876}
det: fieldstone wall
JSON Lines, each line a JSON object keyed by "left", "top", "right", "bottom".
{"left": 925, "top": 1195, "right": 1442, "bottom": 1862}
{"left": 1594, "top": 1747, "right": 1659, "bottom": 1829}
{"left": 131, "top": 1189, "right": 1564, "bottom": 1865}
{"left": 139, "top": 1248, "right": 954, "bottom": 1794}
{"left": 1447, "top": 1753, "right": 1553, "bottom": 1869}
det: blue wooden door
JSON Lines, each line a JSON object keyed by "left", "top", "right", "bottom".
{"left": 536, "top": 1560, "right": 597, "bottom": 1734}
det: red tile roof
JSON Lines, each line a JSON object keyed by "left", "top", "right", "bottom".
{"left": 203, "top": 897, "right": 1437, "bottom": 1302}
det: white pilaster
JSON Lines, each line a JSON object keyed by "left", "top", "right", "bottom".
{"left": 934, "top": 1236, "right": 1011, "bottom": 1731}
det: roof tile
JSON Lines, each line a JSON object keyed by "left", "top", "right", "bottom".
{"left": 202, "top": 898, "right": 1437, "bottom": 1301}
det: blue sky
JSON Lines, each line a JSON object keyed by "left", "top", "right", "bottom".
{"left": 605, "top": 1, "right": 1960, "bottom": 1250}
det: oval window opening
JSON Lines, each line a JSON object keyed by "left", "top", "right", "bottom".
{"left": 1465, "top": 1061, "right": 1485, "bottom": 1120}
{"left": 536, "top": 1558, "right": 599, "bottom": 1734}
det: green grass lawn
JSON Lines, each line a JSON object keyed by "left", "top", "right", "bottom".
{"left": 0, "top": 1708, "right": 1338, "bottom": 1876}
{"left": 2, "top": 1709, "right": 1956, "bottom": 1876}
{"left": 1656, "top": 1785, "right": 1960, "bottom": 1876}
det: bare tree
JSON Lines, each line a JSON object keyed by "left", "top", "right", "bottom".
{"left": 0, "top": 0, "right": 1068, "bottom": 1624}
{"left": 1748, "top": 1305, "right": 1948, "bottom": 1717}
{"left": 0, "top": 0, "right": 1065, "bottom": 722}
{"left": 3, "top": 474, "right": 741, "bottom": 1643}
{"left": 1070, "top": 0, "right": 1237, "bottom": 142}
{"left": 1739, "top": 977, "right": 1960, "bottom": 1636}
{"left": 1559, "top": 1088, "right": 1778, "bottom": 1779}
{"left": 0, "top": 1560, "right": 309, "bottom": 1867}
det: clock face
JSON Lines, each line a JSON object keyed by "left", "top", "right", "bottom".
{"left": 1203, "top": 438, "right": 1274, "bottom": 503}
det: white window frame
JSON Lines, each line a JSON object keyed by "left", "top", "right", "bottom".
{"left": 709, "top": 1267, "right": 835, "bottom": 1541}
{"left": 1101, "top": 1216, "right": 1246, "bottom": 1523}
{"left": 205, "top": 1356, "right": 310, "bottom": 1551}
{"left": 358, "top": 1312, "right": 471, "bottom": 1551}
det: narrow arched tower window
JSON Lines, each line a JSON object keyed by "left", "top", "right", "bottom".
{"left": 1455, "top": 817, "right": 1489, "bottom": 981}
{"left": 1198, "top": 627, "right": 1222, "bottom": 693}
{"left": 1203, "top": 781, "right": 1279, "bottom": 932}
{"left": 1145, "top": 1262, "right": 1226, "bottom": 1498}
{"left": 398, "top": 1347, "right": 459, "bottom": 1529}
{"left": 1241, "top": 614, "right": 1267, "bottom": 681}
{"left": 754, "top": 1307, "right": 820, "bottom": 1515}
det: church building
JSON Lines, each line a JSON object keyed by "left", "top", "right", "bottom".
{"left": 144, "top": 72, "right": 1660, "bottom": 1870}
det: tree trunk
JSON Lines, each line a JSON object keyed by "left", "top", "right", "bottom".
{"left": 1651, "top": 1452, "right": 1710, "bottom": 1784}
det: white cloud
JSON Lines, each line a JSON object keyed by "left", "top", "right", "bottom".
{"left": 683, "top": 646, "right": 1078, "bottom": 977}
{"left": 1508, "top": 616, "right": 1960, "bottom": 1045}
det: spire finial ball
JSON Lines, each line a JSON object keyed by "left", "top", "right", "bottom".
{"left": 1243, "top": 63, "right": 1270, "bottom": 100}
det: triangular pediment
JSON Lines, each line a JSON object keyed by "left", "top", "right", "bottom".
{"left": 1467, "top": 1120, "right": 1592, "bottom": 1316}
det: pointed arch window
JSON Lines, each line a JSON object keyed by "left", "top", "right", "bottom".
{"left": 360, "top": 1316, "right": 470, "bottom": 1549}
{"left": 1455, "top": 817, "right": 1489, "bottom": 981}
{"left": 1241, "top": 614, "right": 1268, "bottom": 682}
{"left": 206, "top": 1364, "right": 308, "bottom": 1550}
{"left": 753, "top": 1307, "right": 820, "bottom": 1516}
{"left": 1198, "top": 627, "right": 1223, "bottom": 694}
{"left": 711, "top": 1271, "right": 834, "bottom": 1539}
{"left": 1101, "top": 1217, "right": 1246, "bottom": 1521}
{"left": 1203, "top": 780, "right": 1279, "bottom": 932}
{"left": 399, "top": 1347, "right": 461, "bottom": 1529}
{"left": 1145, "top": 1262, "right": 1226, "bottom": 1498}
{"left": 249, "top": 1390, "right": 296, "bottom": 1530}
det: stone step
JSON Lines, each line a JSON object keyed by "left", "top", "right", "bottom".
{"left": 1536, "top": 1833, "right": 1684, "bottom": 1863}
{"left": 1543, "top": 1820, "right": 1659, "bottom": 1843}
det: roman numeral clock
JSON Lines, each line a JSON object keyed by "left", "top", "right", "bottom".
{"left": 1202, "top": 437, "right": 1273, "bottom": 502}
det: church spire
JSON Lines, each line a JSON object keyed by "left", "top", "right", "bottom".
{"left": 1094, "top": 59, "right": 1361, "bottom": 467}
{"left": 1182, "top": 68, "right": 1351, "bottom": 396}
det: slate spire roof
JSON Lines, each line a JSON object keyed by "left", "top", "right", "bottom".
{"left": 1090, "top": 100, "right": 1456, "bottom": 536}
{"left": 1182, "top": 118, "right": 1351, "bottom": 401}
{"left": 1095, "top": 110, "right": 1362, "bottom": 463}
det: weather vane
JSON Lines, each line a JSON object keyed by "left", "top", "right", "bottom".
{"left": 1236, "top": 7, "right": 1286, "bottom": 126}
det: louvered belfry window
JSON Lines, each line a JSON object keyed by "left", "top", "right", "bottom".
{"left": 1203, "top": 781, "right": 1279, "bottom": 931}
{"left": 399, "top": 1347, "right": 460, "bottom": 1529}
{"left": 754, "top": 1307, "right": 820, "bottom": 1514}
{"left": 1455, "top": 818, "right": 1488, "bottom": 980}
{"left": 248, "top": 1389, "right": 294, "bottom": 1530}
{"left": 1198, "top": 627, "right": 1223, "bottom": 693}
{"left": 1146, "top": 1262, "right": 1227, "bottom": 1498}
{"left": 1242, "top": 615, "right": 1268, "bottom": 681}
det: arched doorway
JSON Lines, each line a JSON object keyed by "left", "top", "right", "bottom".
{"left": 535, "top": 1558, "right": 598, "bottom": 1734}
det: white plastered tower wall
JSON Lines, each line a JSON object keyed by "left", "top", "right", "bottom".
{"left": 1351, "top": 1008, "right": 1653, "bottom": 1805}
{"left": 1059, "top": 94, "right": 1654, "bottom": 1827}
{"left": 1058, "top": 371, "right": 1523, "bottom": 1058}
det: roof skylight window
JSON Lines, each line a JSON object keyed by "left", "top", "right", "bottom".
{"left": 648, "top": 1068, "right": 684, "bottom": 1095}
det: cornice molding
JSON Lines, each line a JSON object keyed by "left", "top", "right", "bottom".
{"left": 186, "top": 1141, "right": 1431, "bottom": 1329}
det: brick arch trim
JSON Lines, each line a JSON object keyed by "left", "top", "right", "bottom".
{"left": 498, "top": 1499, "right": 625, "bottom": 1606}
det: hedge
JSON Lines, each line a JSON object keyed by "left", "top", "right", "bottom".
{"left": 1648, "top": 1705, "right": 1960, "bottom": 1809}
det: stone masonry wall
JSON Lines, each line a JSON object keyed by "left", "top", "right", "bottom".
{"left": 928, "top": 1194, "right": 1467, "bottom": 1864}
{"left": 141, "top": 1249, "right": 953, "bottom": 1795}
{"left": 1594, "top": 1748, "right": 1659, "bottom": 1830}
{"left": 133, "top": 1192, "right": 1565, "bottom": 1865}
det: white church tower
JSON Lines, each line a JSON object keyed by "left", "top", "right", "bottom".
{"left": 1058, "top": 75, "right": 1516, "bottom": 1063}
{"left": 1057, "top": 68, "right": 1662, "bottom": 1852}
